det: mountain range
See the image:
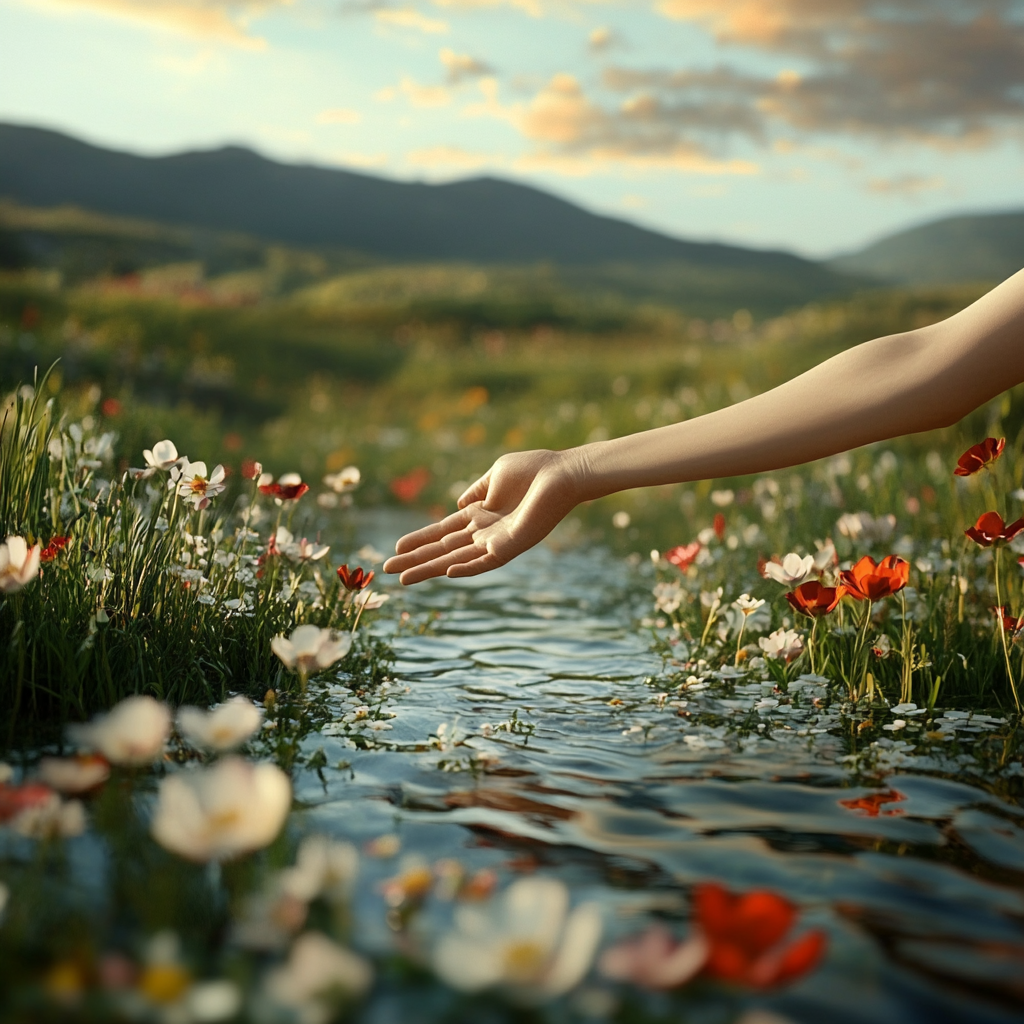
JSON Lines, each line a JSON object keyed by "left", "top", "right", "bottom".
{"left": 0, "top": 122, "right": 1020, "bottom": 304}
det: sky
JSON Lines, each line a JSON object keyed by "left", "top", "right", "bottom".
{"left": 1, "top": 0, "right": 1023, "bottom": 257}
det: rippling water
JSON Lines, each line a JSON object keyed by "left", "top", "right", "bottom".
{"left": 306, "top": 513, "right": 1024, "bottom": 1024}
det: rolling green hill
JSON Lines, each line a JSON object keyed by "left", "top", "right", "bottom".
{"left": 830, "top": 210, "right": 1024, "bottom": 285}
{"left": 0, "top": 123, "right": 857, "bottom": 317}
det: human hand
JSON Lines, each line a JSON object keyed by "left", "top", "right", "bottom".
{"left": 383, "top": 449, "right": 586, "bottom": 584}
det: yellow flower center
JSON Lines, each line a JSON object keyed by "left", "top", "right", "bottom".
{"left": 190, "top": 477, "right": 208, "bottom": 494}
{"left": 208, "top": 808, "right": 242, "bottom": 832}
{"left": 503, "top": 940, "right": 546, "bottom": 983}
{"left": 139, "top": 964, "right": 191, "bottom": 1003}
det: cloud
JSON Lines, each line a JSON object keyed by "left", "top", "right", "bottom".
{"left": 439, "top": 48, "right": 492, "bottom": 83}
{"left": 430, "top": 0, "right": 544, "bottom": 17}
{"left": 467, "top": 74, "right": 760, "bottom": 174}
{"left": 398, "top": 75, "right": 452, "bottom": 107}
{"left": 332, "top": 150, "right": 390, "bottom": 169}
{"left": 317, "top": 108, "right": 362, "bottom": 124}
{"left": 588, "top": 26, "right": 620, "bottom": 51}
{"left": 36, "top": 0, "right": 291, "bottom": 47}
{"left": 865, "top": 173, "right": 945, "bottom": 197}
{"left": 374, "top": 7, "right": 448, "bottom": 32}
{"left": 648, "top": 1, "right": 1024, "bottom": 146}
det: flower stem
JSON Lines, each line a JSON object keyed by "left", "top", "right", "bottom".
{"left": 994, "top": 549, "right": 1021, "bottom": 712}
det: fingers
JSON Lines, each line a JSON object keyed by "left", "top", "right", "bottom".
{"left": 383, "top": 528, "right": 476, "bottom": 575}
{"left": 391, "top": 509, "right": 471, "bottom": 556}
{"left": 457, "top": 471, "right": 490, "bottom": 509}
{"left": 397, "top": 542, "right": 484, "bottom": 585}
{"left": 446, "top": 551, "right": 505, "bottom": 578}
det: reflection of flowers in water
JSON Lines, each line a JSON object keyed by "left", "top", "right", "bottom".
{"left": 433, "top": 877, "right": 601, "bottom": 1003}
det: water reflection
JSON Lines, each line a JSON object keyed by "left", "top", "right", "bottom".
{"left": 300, "top": 513, "right": 1024, "bottom": 1022}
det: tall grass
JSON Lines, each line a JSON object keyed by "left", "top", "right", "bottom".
{"left": 0, "top": 374, "right": 383, "bottom": 730}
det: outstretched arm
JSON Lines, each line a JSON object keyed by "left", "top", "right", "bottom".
{"left": 385, "top": 268, "right": 1024, "bottom": 584}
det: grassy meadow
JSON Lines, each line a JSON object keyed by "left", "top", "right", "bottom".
{"left": 2, "top": 262, "right": 1022, "bottom": 714}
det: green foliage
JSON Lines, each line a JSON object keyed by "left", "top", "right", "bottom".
{"left": 0, "top": 380, "right": 387, "bottom": 728}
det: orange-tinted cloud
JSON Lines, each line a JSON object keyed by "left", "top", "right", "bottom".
{"left": 38, "top": 0, "right": 291, "bottom": 47}
{"left": 649, "top": 1, "right": 1024, "bottom": 145}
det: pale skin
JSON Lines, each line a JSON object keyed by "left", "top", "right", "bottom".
{"left": 384, "top": 268, "right": 1024, "bottom": 585}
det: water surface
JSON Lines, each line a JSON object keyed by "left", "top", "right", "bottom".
{"left": 307, "top": 514, "right": 1024, "bottom": 1024}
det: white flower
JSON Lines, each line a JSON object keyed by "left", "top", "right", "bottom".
{"left": 322, "top": 466, "right": 361, "bottom": 493}
{"left": 611, "top": 511, "right": 631, "bottom": 529}
{"left": 144, "top": 439, "right": 181, "bottom": 471}
{"left": 710, "top": 489, "right": 734, "bottom": 507}
{"left": 37, "top": 754, "right": 110, "bottom": 794}
{"left": 263, "top": 932, "right": 372, "bottom": 1024}
{"left": 433, "top": 877, "right": 601, "bottom": 1004}
{"left": 0, "top": 536, "right": 41, "bottom": 593}
{"left": 279, "top": 836, "right": 359, "bottom": 904}
{"left": 758, "top": 628, "right": 805, "bottom": 664}
{"left": 271, "top": 626, "right": 352, "bottom": 677}
{"left": 813, "top": 539, "right": 837, "bottom": 571}
{"left": 732, "top": 594, "right": 765, "bottom": 615}
{"left": 652, "top": 581, "right": 684, "bottom": 615}
{"left": 836, "top": 512, "right": 896, "bottom": 544}
{"left": 151, "top": 756, "right": 291, "bottom": 862}
{"left": 272, "top": 527, "right": 329, "bottom": 563}
{"left": 177, "top": 459, "right": 227, "bottom": 511}
{"left": 9, "top": 793, "right": 87, "bottom": 839}
{"left": 761, "top": 553, "right": 814, "bottom": 585}
{"left": 177, "top": 697, "right": 263, "bottom": 753}
{"left": 68, "top": 695, "right": 170, "bottom": 766}
{"left": 353, "top": 590, "right": 389, "bottom": 611}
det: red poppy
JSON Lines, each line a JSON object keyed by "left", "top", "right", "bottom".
{"left": 390, "top": 467, "right": 431, "bottom": 503}
{"left": 0, "top": 782, "right": 54, "bottom": 823}
{"left": 338, "top": 564, "right": 374, "bottom": 591}
{"left": 993, "top": 605, "right": 1024, "bottom": 638}
{"left": 964, "top": 511, "right": 1024, "bottom": 547}
{"left": 839, "top": 789, "right": 906, "bottom": 817}
{"left": 101, "top": 398, "right": 122, "bottom": 418}
{"left": 954, "top": 437, "right": 1005, "bottom": 476}
{"left": 785, "top": 581, "right": 845, "bottom": 618}
{"left": 839, "top": 555, "right": 909, "bottom": 601}
{"left": 693, "top": 883, "right": 827, "bottom": 989}
{"left": 259, "top": 481, "right": 309, "bottom": 502}
{"left": 713, "top": 512, "right": 726, "bottom": 541}
{"left": 40, "top": 536, "right": 70, "bottom": 563}
{"left": 664, "top": 542, "right": 701, "bottom": 571}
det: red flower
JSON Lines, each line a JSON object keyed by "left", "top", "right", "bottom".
{"left": 101, "top": 398, "right": 122, "bottom": 418}
{"left": 785, "top": 581, "right": 845, "bottom": 618}
{"left": 713, "top": 512, "right": 726, "bottom": 541}
{"left": 839, "top": 789, "right": 906, "bottom": 818}
{"left": 0, "top": 782, "right": 54, "bottom": 823}
{"left": 954, "top": 437, "right": 1005, "bottom": 476}
{"left": 964, "top": 511, "right": 1024, "bottom": 547}
{"left": 390, "top": 467, "right": 431, "bottom": 503}
{"left": 40, "top": 536, "right": 70, "bottom": 563}
{"left": 338, "top": 564, "right": 374, "bottom": 591}
{"left": 993, "top": 605, "right": 1024, "bottom": 639}
{"left": 693, "top": 883, "right": 827, "bottom": 989}
{"left": 259, "top": 481, "right": 309, "bottom": 502}
{"left": 664, "top": 542, "right": 701, "bottom": 571}
{"left": 839, "top": 555, "right": 909, "bottom": 601}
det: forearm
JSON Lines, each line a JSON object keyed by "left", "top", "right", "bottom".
{"left": 571, "top": 268, "right": 1024, "bottom": 500}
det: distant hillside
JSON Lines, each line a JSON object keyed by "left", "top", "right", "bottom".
{"left": 0, "top": 123, "right": 854, "bottom": 313}
{"left": 830, "top": 210, "right": 1024, "bottom": 285}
